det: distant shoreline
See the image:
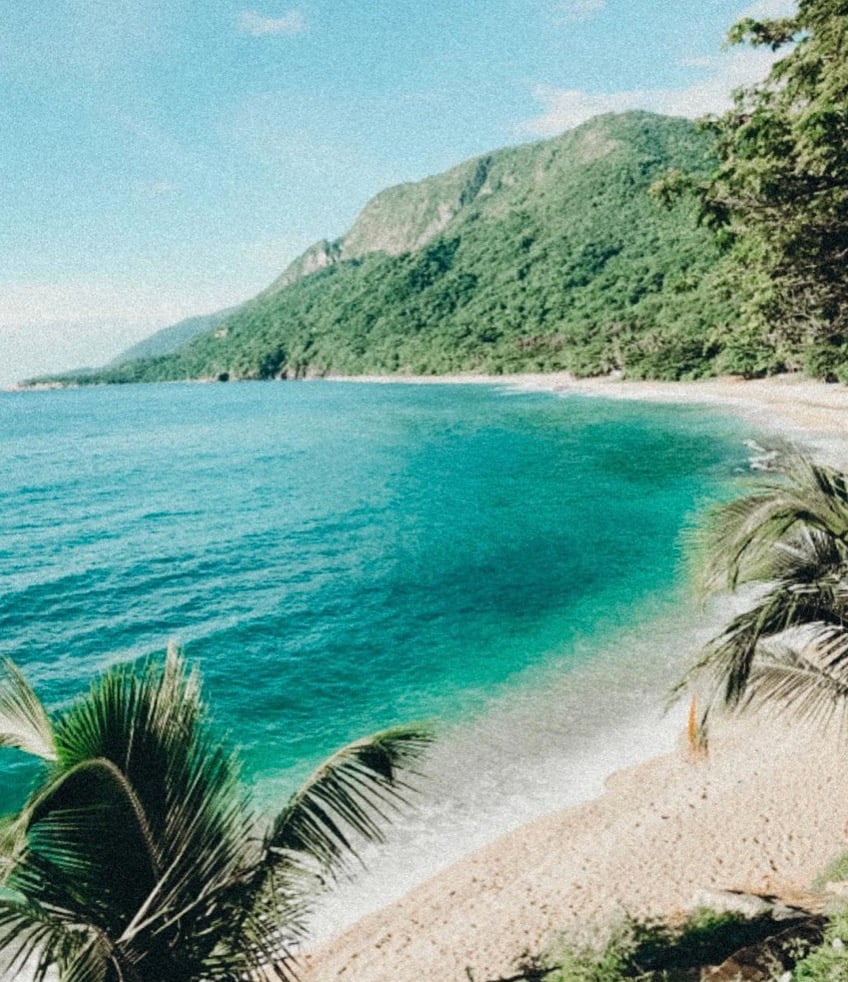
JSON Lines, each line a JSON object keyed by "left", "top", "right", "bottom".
{"left": 12, "top": 368, "right": 847, "bottom": 461}
{"left": 325, "top": 371, "right": 848, "bottom": 469}
{"left": 327, "top": 370, "right": 848, "bottom": 440}
{"left": 11, "top": 370, "right": 848, "bottom": 449}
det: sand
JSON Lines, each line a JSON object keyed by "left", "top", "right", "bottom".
{"left": 301, "top": 374, "right": 848, "bottom": 982}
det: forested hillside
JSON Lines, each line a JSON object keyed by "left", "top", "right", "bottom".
{"left": 685, "top": 0, "right": 848, "bottom": 381}
{"left": 34, "top": 112, "right": 743, "bottom": 385}
{"left": 109, "top": 307, "right": 241, "bottom": 364}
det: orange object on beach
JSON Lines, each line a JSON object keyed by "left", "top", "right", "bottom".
{"left": 687, "top": 694, "right": 708, "bottom": 758}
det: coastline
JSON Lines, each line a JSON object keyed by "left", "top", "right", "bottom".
{"left": 328, "top": 371, "right": 848, "bottom": 453}
{"left": 300, "top": 373, "right": 848, "bottom": 982}
{"left": 301, "top": 716, "right": 848, "bottom": 982}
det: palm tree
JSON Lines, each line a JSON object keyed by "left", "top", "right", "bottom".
{"left": 0, "top": 645, "right": 432, "bottom": 981}
{"left": 683, "top": 448, "right": 848, "bottom": 731}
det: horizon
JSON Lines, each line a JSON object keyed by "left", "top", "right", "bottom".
{"left": 2, "top": 0, "right": 796, "bottom": 386}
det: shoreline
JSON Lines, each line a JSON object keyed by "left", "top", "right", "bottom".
{"left": 301, "top": 715, "right": 848, "bottom": 982}
{"left": 300, "top": 373, "right": 848, "bottom": 982}
{"left": 327, "top": 371, "right": 848, "bottom": 449}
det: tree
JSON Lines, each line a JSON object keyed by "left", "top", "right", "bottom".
{"left": 0, "top": 647, "right": 432, "bottom": 981}
{"left": 698, "top": 0, "right": 848, "bottom": 378}
{"left": 682, "top": 449, "right": 848, "bottom": 730}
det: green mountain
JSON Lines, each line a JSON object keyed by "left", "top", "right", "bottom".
{"left": 109, "top": 307, "right": 241, "bottom": 364}
{"left": 37, "top": 112, "right": 743, "bottom": 386}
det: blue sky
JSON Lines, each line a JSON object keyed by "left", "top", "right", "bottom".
{"left": 1, "top": 0, "right": 795, "bottom": 384}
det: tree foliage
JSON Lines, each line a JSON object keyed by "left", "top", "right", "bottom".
{"left": 699, "top": 0, "right": 848, "bottom": 379}
{"left": 0, "top": 647, "right": 432, "bottom": 981}
{"left": 682, "top": 449, "right": 848, "bottom": 732}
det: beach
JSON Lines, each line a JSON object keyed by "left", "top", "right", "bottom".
{"left": 301, "top": 374, "right": 848, "bottom": 982}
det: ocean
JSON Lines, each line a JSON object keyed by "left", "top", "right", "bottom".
{"left": 0, "top": 379, "right": 756, "bottom": 933}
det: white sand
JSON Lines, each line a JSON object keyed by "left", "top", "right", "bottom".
{"left": 301, "top": 374, "right": 848, "bottom": 982}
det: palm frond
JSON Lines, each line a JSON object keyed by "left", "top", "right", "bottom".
{"left": 768, "top": 527, "right": 845, "bottom": 583}
{"left": 0, "top": 651, "right": 435, "bottom": 982}
{"left": 740, "top": 640, "right": 848, "bottom": 732}
{"left": 266, "top": 724, "right": 433, "bottom": 875}
{"left": 0, "top": 812, "right": 29, "bottom": 883}
{"left": 7, "top": 757, "right": 162, "bottom": 937}
{"left": 0, "top": 894, "right": 115, "bottom": 982}
{"left": 690, "top": 449, "right": 848, "bottom": 596}
{"left": 686, "top": 569, "right": 848, "bottom": 712}
{"left": 52, "top": 649, "right": 253, "bottom": 887}
{"left": 24, "top": 650, "right": 263, "bottom": 979}
{"left": 0, "top": 659, "right": 56, "bottom": 761}
{"left": 682, "top": 448, "right": 848, "bottom": 726}
{"left": 60, "top": 939, "right": 111, "bottom": 982}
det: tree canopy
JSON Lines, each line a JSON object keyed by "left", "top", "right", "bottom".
{"left": 682, "top": 449, "right": 848, "bottom": 733}
{"left": 0, "top": 647, "right": 432, "bottom": 981}
{"left": 698, "top": 0, "right": 848, "bottom": 379}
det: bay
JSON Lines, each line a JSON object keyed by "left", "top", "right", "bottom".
{"left": 0, "top": 380, "right": 752, "bottom": 886}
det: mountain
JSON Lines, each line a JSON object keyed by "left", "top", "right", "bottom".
{"left": 260, "top": 149, "right": 503, "bottom": 293}
{"left": 32, "top": 112, "right": 742, "bottom": 386}
{"left": 110, "top": 307, "right": 241, "bottom": 364}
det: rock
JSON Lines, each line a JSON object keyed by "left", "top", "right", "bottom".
{"left": 702, "top": 917, "right": 825, "bottom": 981}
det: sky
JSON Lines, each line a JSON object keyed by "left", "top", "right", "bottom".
{"left": 1, "top": 0, "right": 797, "bottom": 385}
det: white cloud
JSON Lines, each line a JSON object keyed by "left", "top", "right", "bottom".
{"left": 522, "top": 87, "right": 640, "bottom": 132}
{"left": 521, "top": 45, "right": 783, "bottom": 135}
{"left": 238, "top": 9, "right": 306, "bottom": 37}
{"left": 553, "top": 0, "right": 606, "bottom": 23}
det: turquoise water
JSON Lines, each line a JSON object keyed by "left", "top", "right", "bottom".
{"left": 0, "top": 381, "right": 751, "bottom": 833}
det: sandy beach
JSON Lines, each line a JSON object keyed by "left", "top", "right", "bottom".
{"left": 302, "top": 373, "right": 848, "bottom": 982}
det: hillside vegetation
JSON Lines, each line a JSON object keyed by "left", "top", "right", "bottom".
{"left": 37, "top": 113, "right": 742, "bottom": 386}
{"left": 691, "top": 0, "right": 848, "bottom": 382}
{"left": 109, "top": 307, "right": 241, "bottom": 364}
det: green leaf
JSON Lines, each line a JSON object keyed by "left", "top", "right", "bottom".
{"left": 0, "top": 651, "right": 434, "bottom": 981}
{"left": 682, "top": 448, "right": 848, "bottom": 730}
{"left": 268, "top": 724, "right": 434, "bottom": 874}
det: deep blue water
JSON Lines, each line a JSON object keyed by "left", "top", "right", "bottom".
{"left": 0, "top": 380, "right": 752, "bottom": 822}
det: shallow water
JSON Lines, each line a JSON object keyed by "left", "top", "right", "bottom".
{"left": 0, "top": 380, "right": 757, "bottom": 918}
